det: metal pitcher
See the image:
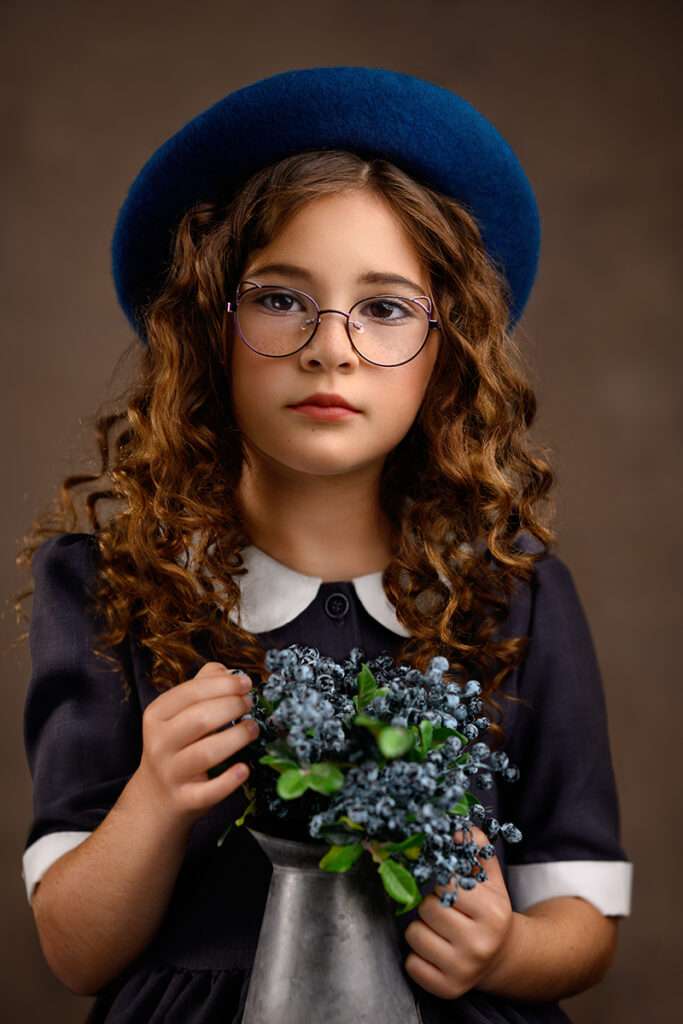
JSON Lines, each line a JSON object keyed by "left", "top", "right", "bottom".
{"left": 241, "top": 827, "right": 423, "bottom": 1024}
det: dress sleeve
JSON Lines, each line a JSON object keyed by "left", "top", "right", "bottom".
{"left": 498, "top": 552, "right": 634, "bottom": 918}
{"left": 21, "top": 533, "right": 143, "bottom": 907}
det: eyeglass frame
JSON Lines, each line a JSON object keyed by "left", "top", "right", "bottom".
{"left": 225, "top": 279, "right": 441, "bottom": 367}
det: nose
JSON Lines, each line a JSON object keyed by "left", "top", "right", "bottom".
{"left": 305, "top": 309, "right": 360, "bottom": 353}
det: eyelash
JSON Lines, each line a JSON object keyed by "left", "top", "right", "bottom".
{"left": 254, "top": 291, "right": 414, "bottom": 320}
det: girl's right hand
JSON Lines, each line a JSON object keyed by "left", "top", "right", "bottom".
{"left": 136, "top": 661, "right": 260, "bottom": 827}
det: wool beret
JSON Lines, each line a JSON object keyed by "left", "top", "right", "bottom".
{"left": 111, "top": 66, "right": 541, "bottom": 344}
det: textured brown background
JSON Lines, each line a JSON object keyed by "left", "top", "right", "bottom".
{"left": 2, "top": 1, "right": 679, "bottom": 1020}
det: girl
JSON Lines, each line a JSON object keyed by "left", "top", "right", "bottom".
{"left": 16, "top": 67, "right": 632, "bottom": 1023}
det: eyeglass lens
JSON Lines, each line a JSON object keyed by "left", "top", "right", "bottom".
{"left": 235, "top": 286, "right": 430, "bottom": 366}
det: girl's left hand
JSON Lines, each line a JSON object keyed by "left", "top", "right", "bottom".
{"left": 403, "top": 825, "right": 514, "bottom": 1000}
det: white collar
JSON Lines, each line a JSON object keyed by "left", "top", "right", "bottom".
{"left": 234, "top": 545, "right": 415, "bottom": 635}
{"left": 178, "top": 525, "right": 532, "bottom": 637}
{"left": 181, "top": 540, "right": 414, "bottom": 636}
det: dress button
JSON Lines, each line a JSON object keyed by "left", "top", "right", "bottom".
{"left": 324, "top": 591, "right": 350, "bottom": 620}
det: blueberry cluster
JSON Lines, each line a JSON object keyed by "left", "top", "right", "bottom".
{"left": 241, "top": 644, "right": 523, "bottom": 910}
{"left": 261, "top": 646, "right": 357, "bottom": 762}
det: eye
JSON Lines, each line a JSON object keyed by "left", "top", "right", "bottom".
{"left": 360, "top": 298, "right": 418, "bottom": 321}
{"left": 255, "top": 289, "right": 306, "bottom": 313}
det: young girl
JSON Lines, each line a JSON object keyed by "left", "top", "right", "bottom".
{"left": 17, "top": 67, "right": 632, "bottom": 1023}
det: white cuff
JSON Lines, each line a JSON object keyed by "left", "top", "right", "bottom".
{"left": 22, "top": 831, "right": 92, "bottom": 906}
{"left": 507, "top": 860, "right": 633, "bottom": 917}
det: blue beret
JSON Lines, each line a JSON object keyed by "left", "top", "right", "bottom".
{"left": 111, "top": 66, "right": 541, "bottom": 344}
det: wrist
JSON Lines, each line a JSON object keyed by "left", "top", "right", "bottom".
{"left": 124, "top": 768, "right": 196, "bottom": 843}
{"left": 476, "top": 911, "right": 530, "bottom": 995}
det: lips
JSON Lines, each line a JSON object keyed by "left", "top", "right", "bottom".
{"left": 289, "top": 393, "right": 360, "bottom": 412}
{"left": 289, "top": 404, "right": 358, "bottom": 420}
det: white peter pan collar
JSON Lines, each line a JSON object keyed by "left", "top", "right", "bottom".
{"left": 183, "top": 540, "right": 414, "bottom": 636}
{"left": 235, "top": 545, "right": 416, "bottom": 635}
{"left": 178, "top": 524, "right": 499, "bottom": 637}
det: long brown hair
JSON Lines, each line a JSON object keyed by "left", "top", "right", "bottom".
{"left": 11, "top": 149, "right": 557, "bottom": 747}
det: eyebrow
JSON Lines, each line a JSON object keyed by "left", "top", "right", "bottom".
{"left": 244, "top": 261, "right": 427, "bottom": 295}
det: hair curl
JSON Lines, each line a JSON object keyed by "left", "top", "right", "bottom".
{"left": 11, "top": 149, "right": 557, "bottom": 748}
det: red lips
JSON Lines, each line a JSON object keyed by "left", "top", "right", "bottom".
{"left": 289, "top": 392, "right": 360, "bottom": 412}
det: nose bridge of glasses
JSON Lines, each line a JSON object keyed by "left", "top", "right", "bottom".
{"left": 310, "top": 308, "right": 364, "bottom": 342}
{"left": 317, "top": 307, "right": 360, "bottom": 326}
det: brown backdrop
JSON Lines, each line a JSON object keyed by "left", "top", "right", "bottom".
{"left": 3, "top": 1, "right": 679, "bottom": 1020}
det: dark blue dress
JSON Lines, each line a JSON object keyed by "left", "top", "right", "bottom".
{"left": 21, "top": 533, "right": 633, "bottom": 1023}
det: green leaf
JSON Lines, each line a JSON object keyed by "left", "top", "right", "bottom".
{"left": 354, "top": 664, "right": 390, "bottom": 712}
{"left": 216, "top": 821, "right": 233, "bottom": 847}
{"left": 306, "top": 762, "right": 345, "bottom": 795}
{"left": 353, "top": 712, "right": 384, "bottom": 739}
{"left": 367, "top": 840, "right": 392, "bottom": 865}
{"left": 393, "top": 889, "right": 424, "bottom": 915}
{"left": 268, "top": 738, "right": 297, "bottom": 760}
{"left": 258, "top": 695, "right": 276, "bottom": 716}
{"left": 337, "top": 814, "right": 364, "bottom": 831}
{"left": 318, "top": 842, "right": 365, "bottom": 872}
{"left": 259, "top": 753, "right": 299, "bottom": 773}
{"left": 277, "top": 768, "right": 309, "bottom": 799}
{"left": 381, "top": 832, "right": 426, "bottom": 860}
{"left": 379, "top": 858, "right": 421, "bottom": 908}
{"left": 449, "top": 798, "right": 470, "bottom": 816}
{"left": 236, "top": 796, "right": 257, "bottom": 827}
{"left": 378, "top": 726, "right": 414, "bottom": 758}
{"left": 358, "top": 661, "right": 378, "bottom": 691}
{"left": 419, "top": 719, "right": 433, "bottom": 752}
{"left": 316, "top": 828, "right": 362, "bottom": 845}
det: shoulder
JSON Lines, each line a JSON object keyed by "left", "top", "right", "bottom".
{"left": 492, "top": 530, "right": 583, "bottom": 640}
{"left": 30, "top": 533, "right": 104, "bottom": 625}
{"left": 32, "top": 531, "right": 99, "bottom": 580}
{"left": 510, "top": 529, "right": 573, "bottom": 588}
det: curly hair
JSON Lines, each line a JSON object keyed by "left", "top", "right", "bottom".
{"left": 12, "top": 148, "right": 557, "bottom": 749}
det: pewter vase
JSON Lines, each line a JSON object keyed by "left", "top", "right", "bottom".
{"left": 241, "top": 827, "right": 423, "bottom": 1024}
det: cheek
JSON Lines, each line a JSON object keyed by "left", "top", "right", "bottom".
{"left": 231, "top": 343, "right": 266, "bottom": 404}
{"left": 381, "top": 368, "right": 433, "bottom": 419}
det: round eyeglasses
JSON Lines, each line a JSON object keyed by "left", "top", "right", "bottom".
{"left": 226, "top": 281, "right": 441, "bottom": 367}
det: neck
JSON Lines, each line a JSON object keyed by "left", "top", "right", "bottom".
{"left": 235, "top": 452, "right": 397, "bottom": 581}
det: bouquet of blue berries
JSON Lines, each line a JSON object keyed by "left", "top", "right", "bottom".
{"left": 213, "top": 645, "right": 523, "bottom": 916}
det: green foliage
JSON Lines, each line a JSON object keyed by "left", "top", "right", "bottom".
{"left": 218, "top": 658, "right": 505, "bottom": 915}
{"left": 318, "top": 842, "right": 365, "bottom": 871}
{"left": 276, "top": 762, "right": 345, "bottom": 800}
{"left": 378, "top": 858, "right": 422, "bottom": 914}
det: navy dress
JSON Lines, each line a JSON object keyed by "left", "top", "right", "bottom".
{"left": 21, "top": 533, "right": 633, "bottom": 1023}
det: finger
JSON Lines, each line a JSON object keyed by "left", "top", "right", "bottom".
{"left": 432, "top": 825, "right": 502, "bottom": 919}
{"left": 151, "top": 667, "right": 251, "bottom": 721}
{"left": 176, "top": 718, "right": 260, "bottom": 779}
{"left": 449, "top": 823, "right": 501, "bottom": 879}
{"left": 404, "top": 950, "right": 461, "bottom": 1002}
{"left": 168, "top": 693, "right": 254, "bottom": 752}
{"left": 419, "top": 890, "right": 479, "bottom": 939}
{"left": 404, "top": 918, "right": 460, "bottom": 977}
{"left": 451, "top": 823, "right": 489, "bottom": 850}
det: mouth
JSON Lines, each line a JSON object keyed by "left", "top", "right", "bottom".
{"left": 287, "top": 404, "right": 361, "bottom": 420}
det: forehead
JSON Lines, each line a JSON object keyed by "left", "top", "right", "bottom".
{"left": 243, "top": 190, "right": 430, "bottom": 291}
